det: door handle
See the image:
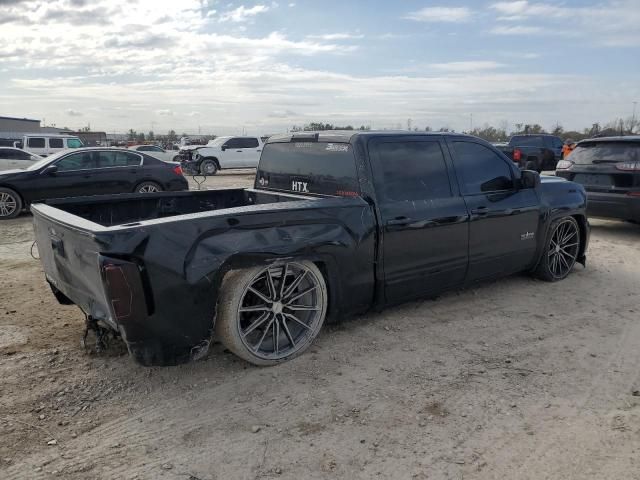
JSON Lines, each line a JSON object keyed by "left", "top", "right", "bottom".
{"left": 386, "top": 217, "right": 413, "bottom": 227}
{"left": 236, "top": 150, "right": 243, "bottom": 152}
{"left": 471, "top": 206, "right": 489, "bottom": 215}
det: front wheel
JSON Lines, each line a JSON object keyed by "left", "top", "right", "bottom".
{"left": 0, "top": 187, "right": 22, "bottom": 219}
{"left": 216, "top": 261, "right": 328, "bottom": 366}
{"left": 534, "top": 216, "right": 580, "bottom": 282}
{"left": 200, "top": 159, "right": 218, "bottom": 176}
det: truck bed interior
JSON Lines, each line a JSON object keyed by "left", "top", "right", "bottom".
{"left": 45, "top": 189, "right": 306, "bottom": 227}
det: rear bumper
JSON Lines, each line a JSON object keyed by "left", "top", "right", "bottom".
{"left": 587, "top": 191, "right": 640, "bottom": 221}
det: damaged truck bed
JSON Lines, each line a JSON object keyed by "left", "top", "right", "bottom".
{"left": 32, "top": 131, "right": 589, "bottom": 366}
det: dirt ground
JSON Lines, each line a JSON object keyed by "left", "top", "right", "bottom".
{"left": 1, "top": 171, "right": 640, "bottom": 480}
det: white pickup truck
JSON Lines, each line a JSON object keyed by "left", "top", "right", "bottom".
{"left": 17, "top": 134, "right": 84, "bottom": 156}
{"left": 179, "top": 136, "right": 263, "bottom": 175}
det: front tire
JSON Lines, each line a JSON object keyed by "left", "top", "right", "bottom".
{"left": 216, "top": 261, "right": 328, "bottom": 366}
{"left": 200, "top": 159, "right": 218, "bottom": 176}
{"left": 534, "top": 216, "right": 580, "bottom": 282}
{"left": 0, "top": 187, "right": 22, "bottom": 219}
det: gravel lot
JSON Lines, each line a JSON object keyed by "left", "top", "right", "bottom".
{"left": 1, "top": 171, "right": 639, "bottom": 479}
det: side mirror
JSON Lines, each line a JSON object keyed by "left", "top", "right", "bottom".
{"left": 42, "top": 164, "right": 58, "bottom": 176}
{"left": 221, "top": 145, "right": 227, "bottom": 151}
{"left": 520, "top": 170, "right": 540, "bottom": 189}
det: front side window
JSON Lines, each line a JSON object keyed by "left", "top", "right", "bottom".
{"left": 66, "top": 138, "right": 83, "bottom": 148}
{"left": 48, "top": 138, "right": 64, "bottom": 148}
{"left": 56, "top": 152, "right": 98, "bottom": 171}
{"left": 372, "top": 141, "right": 452, "bottom": 202}
{"left": 224, "top": 138, "right": 243, "bottom": 149}
{"left": 27, "top": 137, "right": 45, "bottom": 148}
{"left": 452, "top": 141, "right": 514, "bottom": 194}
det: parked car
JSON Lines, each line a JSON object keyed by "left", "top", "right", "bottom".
{"left": 555, "top": 136, "right": 640, "bottom": 223}
{"left": 128, "top": 144, "right": 180, "bottom": 162}
{"left": 495, "top": 134, "right": 564, "bottom": 172}
{"left": 179, "top": 136, "right": 263, "bottom": 175}
{"left": 31, "top": 132, "right": 589, "bottom": 366}
{"left": 0, "top": 147, "right": 188, "bottom": 219}
{"left": 15, "top": 134, "right": 84, "bottom": 157}
{"left": 0, "top": 147, "right": 42, "bottom": 172}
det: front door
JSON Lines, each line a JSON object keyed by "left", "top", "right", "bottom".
{"left": 369, "top": 137, "right": 470, "bottom": 303}
{"left": 448, "top": 139, "right": 541, "bottom": 282}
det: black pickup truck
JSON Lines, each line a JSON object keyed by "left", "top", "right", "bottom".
{"left": 495, "top": 134, "right": 564, "bottom": 172}
{"left": 32, "top": 132, "right": 589, "bottom": 366}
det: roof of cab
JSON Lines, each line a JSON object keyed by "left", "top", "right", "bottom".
{"left": 266, "top": 130, "right": 471, "bottom": 144}
{"left": 578, "top": 135, "right": 640, "bottom": 144}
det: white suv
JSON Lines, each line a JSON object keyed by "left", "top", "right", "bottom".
{"left": 18, "top": 135, "right": 84, "bottom": 156}
{"left": 180, "top": 136, "right": 263, "bottom": 175}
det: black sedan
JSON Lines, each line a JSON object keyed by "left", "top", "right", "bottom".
{"left": 556, "top": 136, "right": 640, "bottom": 223}
{"left": 0, "top": 147, "right": 189, "bottom": 219}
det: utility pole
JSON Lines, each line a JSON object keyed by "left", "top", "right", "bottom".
{"left": 470, "top": 113, "right": 473, "bottom": 132}
{"left": 633, "top": 101, "right": 638, "bottom": 133}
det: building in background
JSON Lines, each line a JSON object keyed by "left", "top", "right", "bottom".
{"left": 69, "top": 131, "right": 108, "bottom": 146}
{"left": 0, "top": 115, "right": 40, "bottom": 133}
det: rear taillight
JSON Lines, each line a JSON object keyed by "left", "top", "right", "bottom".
{"left": 102, "top": 264, "right": 133, "bottom": 321}
{"left": 173, "top": 165, "right": 183, "bottom": 176}
{"left": 627, "top": 191, "right": 640, "bottom": 197}
{"left": 556, "top": 160, "right": 573, "bottom": 170}
{"left": 513, "top": 148, "right": 521, "bottom": 162}
{"left": 615, "top": 162, "right": 640, "bottom": 171}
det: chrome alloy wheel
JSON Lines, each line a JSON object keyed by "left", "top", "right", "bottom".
{"left": 236, "top": 262, "right": 326, "bottom": 361}
{"left": 0, "top": 192, "right": 18, "bottom": 217}
{"left": 547, "top": 218, "right": 580, "bottom": 279}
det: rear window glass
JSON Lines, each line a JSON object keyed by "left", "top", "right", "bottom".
{"left": 257, "top": 142, "right": 359, "bottom": 196}
{"left": 510, "top": 136, "right": 544, "bottom": 147}
{"left": 571, "top": 142, "right": 640, "bottom": 165}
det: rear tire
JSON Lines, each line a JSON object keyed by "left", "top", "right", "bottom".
{"left": 200, "top": 159, "right": 218, "bottom": 176}
{"left": 215, "top": 261, "right": 328, "bottom": 366}
{"left": 0, "top": 187, "right": 22, "bottom": 219}
{"left": 135, "top": 181, "right": 162, "bottom": 193}
{"left": 534, "top": 216, "right": 580, "bottom": 282}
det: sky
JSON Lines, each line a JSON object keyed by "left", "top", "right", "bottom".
{"left": 1, "top": 0, "right": 639, "bottom": 135}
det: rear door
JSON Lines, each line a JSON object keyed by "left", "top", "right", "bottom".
{"left": 448, "top": 139, "right": 541, "bottom": 281}
{"left": 89, "top": 150, "right": 143, "bottom": 194}
{"left": 238, "top": 137, "right": 261, "bottom": 167}
{"left": 369, "top": 137, "right": 469, "bottom": 302}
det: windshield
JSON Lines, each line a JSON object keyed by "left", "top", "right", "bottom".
{"left": 208, "top": 137, "right": 229, "bottom": 146}
{"left": 25, "top": 150, "right": 69, "bottom": 170}
{"left": 66, "top": 138, "right": 83, "bottom": 148}
{"left": 571, "top": 142, "right": 640, "bottom": 165}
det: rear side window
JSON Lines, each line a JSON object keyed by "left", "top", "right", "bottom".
{"left": 27, "top": 138, "right": 45, "bottom": 148}
{"left": 48, "top": 138, "right": 64, "bottom": 148}
{"left": 371, "top": 141, "right": 451, "bottom": 202}
{"left": 570, "top": 142, "right": 640, "bottom": 165}
{"left": 240, "top": 138, "right": 259, "bottom": 148}
{"left": 97, "top": 151, "right": 142, "bottom": 167}
{"left": 452, "top": 141, "right": 514, "bottom": 194}
{"left": 257, "top": 142, "right": 359, "bottom": 196}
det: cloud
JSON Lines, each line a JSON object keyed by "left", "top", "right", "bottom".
{"left": 404, "top": 7, "right": 472, "bottom": 23}
{"left": 219, "top": 4, "right": 269, "bottom": 22}
{"left": 489, "top": 1, "right": 640, "bottom": 46}
{"left": 156, "top": 109, "right": 174, "bottom": 116}
{"left": 430, "top": 61, "right": 505, "bottom": 72}
{"left": 307, "top": 33, "right": 364, "bottom": 41}
{"left": 490, "top": 25, "right": 544, "bottom": 35}
{"left": 65, "top": 109, "right": 82, "bottom": 116}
